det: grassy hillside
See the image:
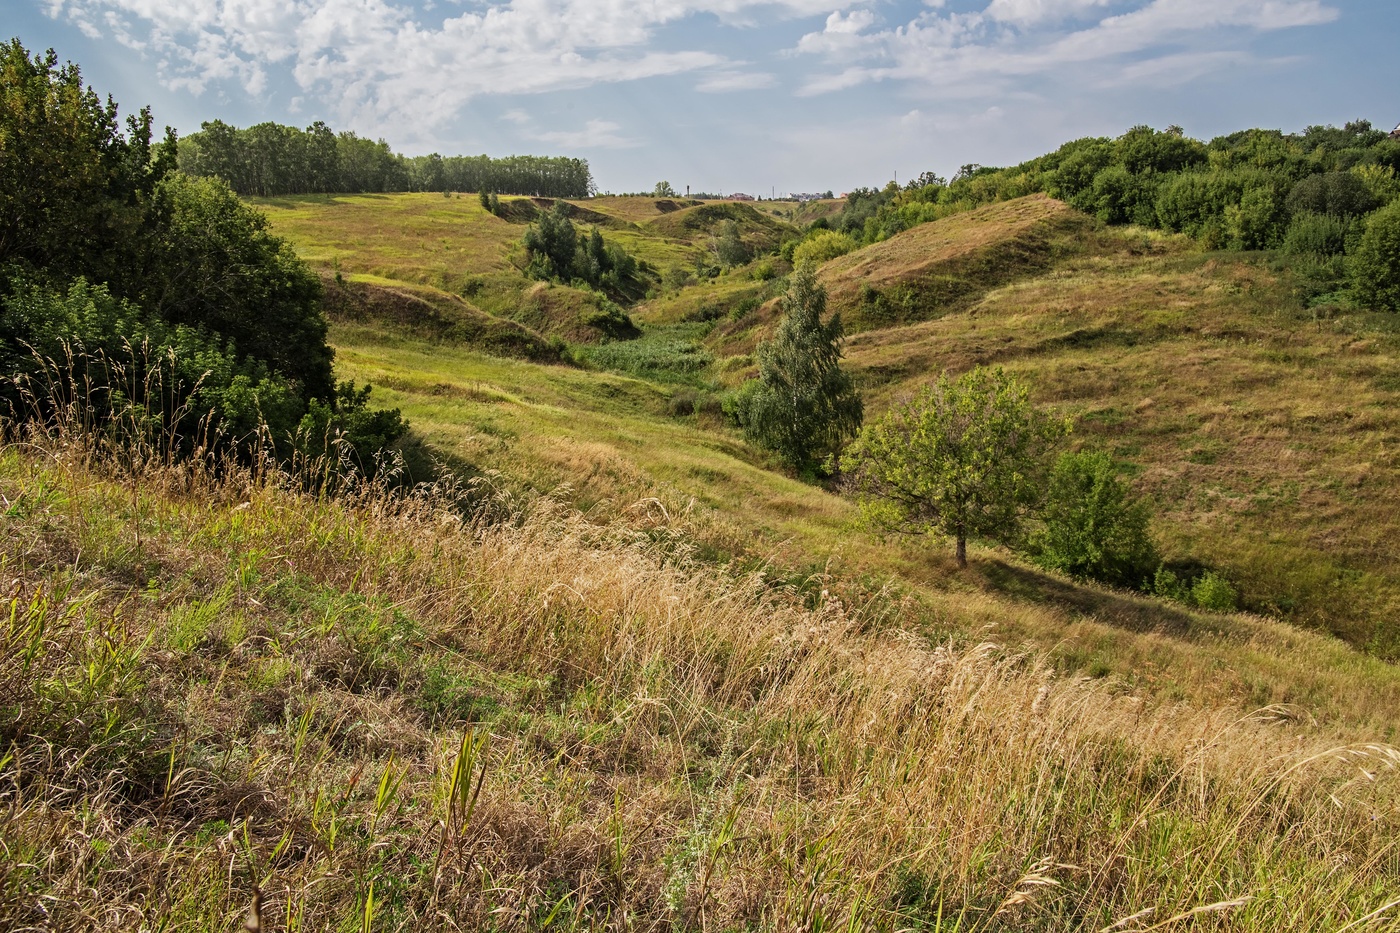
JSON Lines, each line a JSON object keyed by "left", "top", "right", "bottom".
{"left": 6, "top": 186, "right": 1400, "bottom": 931}
{"left": 252, "top": 187, "right": 1400, "bottom": 659}
{"left": 2, "top": 423, "right": 1399, "bottom": 931}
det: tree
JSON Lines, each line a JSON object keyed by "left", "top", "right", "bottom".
{"left": 1031, "top": 450, "right": 1157, "bottom": 587}
{"left": 1351, "top": 199, "right": 1400, "bottom": 311}
{"left": 653, "top": 181, "right": 677, "bottom": 197}
{"left": 715, "top": 220, "right": 750, "bottom": 267}
{"left": 523, "top": 201, "right": 577, "bottom": 280}
{"left": 842, "top": 367, "right": 1067, "bottom": 568}
{"left": 742, "top": 261, "right": 862, "bottom": 474}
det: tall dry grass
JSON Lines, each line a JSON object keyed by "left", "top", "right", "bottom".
{"left": 0, "top": 400, "right": 1398, "bottom": 931}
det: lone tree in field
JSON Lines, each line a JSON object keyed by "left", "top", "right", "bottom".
{"left": 842, "top": 367, "right": 1067, "bottom": 568}
{"left": 743, "top": 261, "right": 862, "bottom": 475}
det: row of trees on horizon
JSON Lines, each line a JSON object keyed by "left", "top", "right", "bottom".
{"left": 179, "top": 120, "right": 595, "bottom": 199}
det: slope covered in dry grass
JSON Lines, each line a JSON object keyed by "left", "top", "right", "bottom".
{"left": 2, "top": 425, "right": 1398, "bottom": 932}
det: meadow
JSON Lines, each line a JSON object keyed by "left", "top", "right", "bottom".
{"left": 8, "top": 188, "right": 1392, "bottom": 930}
{"left": 2, "top": 411, "right": 1399, "bottom": 931}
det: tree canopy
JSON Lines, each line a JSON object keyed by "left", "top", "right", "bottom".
{"left": 178, "top": 119, "right": 594, "bottom": 198}
{"left": 0, "top": 39, "right": 403, "bottom": 473}
{"left": 843, "top": 367, "right": 1067, "bottom": 567}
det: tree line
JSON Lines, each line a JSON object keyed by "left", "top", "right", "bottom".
{"left": 178, "top": 120, "right": 595, "bottom": 198}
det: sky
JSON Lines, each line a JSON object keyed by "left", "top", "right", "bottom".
{"left": 11, "top": 0, "right": 1400, "bottom": 195}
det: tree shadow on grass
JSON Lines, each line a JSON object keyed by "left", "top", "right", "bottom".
{"left": 979, "top": 559, "right": 1198, "bottom": 638}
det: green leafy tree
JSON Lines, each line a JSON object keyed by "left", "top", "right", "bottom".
{"left": 1032, "top": 450, "right": 1157, "bottom": 587}
{"left": 140, "top": 172, "right": 333, "bottom": 399}
{"left": 743, "top": 261, "right": 862, "bottom": 474}
{"left": 715, "top": 220, "right": 750, "bottom": 267}
{"left": 843, "top": 367, "right": 1067, "bottom": 568}
{"left": 1350, "top": 199, "right": 1400, "bottom": 311}
{"left": 653, "top": 181, "right": 677, "bottom": 197}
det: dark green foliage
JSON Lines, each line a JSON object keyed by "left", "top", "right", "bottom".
{"left": 295, "top": 381, "right": 409, "bottom": 478}
{"left": 140, "top": 173, "right": 334, "bottom": 399}
{"left": 0, "top": 39, "right": 404, "bottom": 471}
{"left": 1350, "top": 200, "right": 1400, "bottom": 311}
{"left": 0, "top": 39, "right": 177, "bottom": 285}
{"left": 843, "top": 367, "right": 1067, "bottom": 567}
{"left": 1032, "top": 451, "right": 1157, "bottom": 588}
{"left": 522, "top": 205, "right": 644, "bottom": 301}
{"left": 1283, "top": 212, "right": 1353, "bottom": 259}
{"left": 523, "top": 202, "right": 578, "bottom": 280}
{"left": 0, "top": 277, "right": 304, "bottom": 451}
{"left": 715, "top": 220, "right": 751, "bottom": 267}
{"left": 1286, "top": 172, "right": 1378, "bottom": 218}
{"left": 742, "top": 262, "right": 862, "bottom": 474}
{"left": 179, "top": 119, "right": 594, "bottom": 198}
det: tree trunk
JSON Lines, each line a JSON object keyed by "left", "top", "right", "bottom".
{"left": 955, "top": 535, "right": 967, "bottom": 568}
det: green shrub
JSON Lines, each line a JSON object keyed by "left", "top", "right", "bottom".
{"left": 1283, "top": 212, "right": 1352, "bottom": 258}
{"left": 1032, "top": 451, "right": 1157, "bottom": 588}
{"left": 1191, "top": 572, "right": 1238, "bottom": 612}
{"left": 792, "top": 231, "right": 857, "bottom": 267}
{"left": 1349, "top": 199, "right": 1400, "bottom": 311}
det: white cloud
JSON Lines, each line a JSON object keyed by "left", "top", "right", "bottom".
{"left": 985, "top": 0, "right": 1121, "bottom": 27}
{"left": 794, "top": 0, "right": 1339, "bottom": 97}
{"left": 44, "top": 0, "right": 863, "bottom": 137}
{"left": 531, "top": 118, "right": 640, "bottom": 149}
{"left": 696, "top": 70, "right": 779, "bottom": 92}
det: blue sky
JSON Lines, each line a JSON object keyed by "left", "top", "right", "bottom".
{"left": 11, "top": 0, "right": 1400, "bottom": 195}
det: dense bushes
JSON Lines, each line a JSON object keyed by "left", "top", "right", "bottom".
{"left": 0, "top": 39, "right": 405, "bottom": 474}
{"left": 1349, "top": 200, "right": 1400, "bottom": 311}
{"left": 522, "top": 202, "right": 646, "bottom": 301}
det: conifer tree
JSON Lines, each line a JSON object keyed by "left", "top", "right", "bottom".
{"left": 743, "top": 261, "right": 862, "bottom": 474}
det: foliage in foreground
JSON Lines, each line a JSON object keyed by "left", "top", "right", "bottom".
{"left": 0, "top": 422, "right": 1398, "bottom": 931}
{"left": 0, "top": 38, "right": 406, "bottom": 471}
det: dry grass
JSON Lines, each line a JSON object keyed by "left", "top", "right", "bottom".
{"left": 841, "top": 235, "right": 1400, "bottom": 649}
{"left": 2, "top": 416, "right": 1399, "bottom": 931}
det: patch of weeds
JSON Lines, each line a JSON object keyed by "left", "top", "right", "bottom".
{"left": 415, "top": 662, "right": 500, "bottom": 726}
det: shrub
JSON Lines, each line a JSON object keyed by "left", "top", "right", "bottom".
{"left": 1032, "top": 451, "right": 1157, "bottom": 588}
{"left": 1283, "top": 212, "right": 1352, "bottom": 259}
{"left": 1191, "top": 571, "right": 1238, "bottom": 612}
{"left": 1286, "top": 172, "right": 1378, "bottom": 218}
{"left": 792, "top": 231, "right": 857, "bottom": 267}
{"left": 1350, "top": 199, "right": 1400, "bottom": 311}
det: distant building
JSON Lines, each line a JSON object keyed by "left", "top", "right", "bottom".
{"left": 791, "top": 192, "right": 824, "bottom": 202}
{"left": 1392, "top": 122, "right": 1400, "bottom": 140}
{"left": 727, "top": 192, "right": 755, "bottom": 201}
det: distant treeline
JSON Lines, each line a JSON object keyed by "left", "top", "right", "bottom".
{"left": 812, "top": 121, "right": 1400, "bottom": 309}
{"left": 178, "top": 120, "right": 595, "bottom": 198}
{"left": 827, "top": 122, "right": 1400, "bottom": 249}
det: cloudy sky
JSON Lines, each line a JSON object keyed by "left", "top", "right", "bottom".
{"left": 13, "top": 0, "right": 1399, "bottom": 194}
